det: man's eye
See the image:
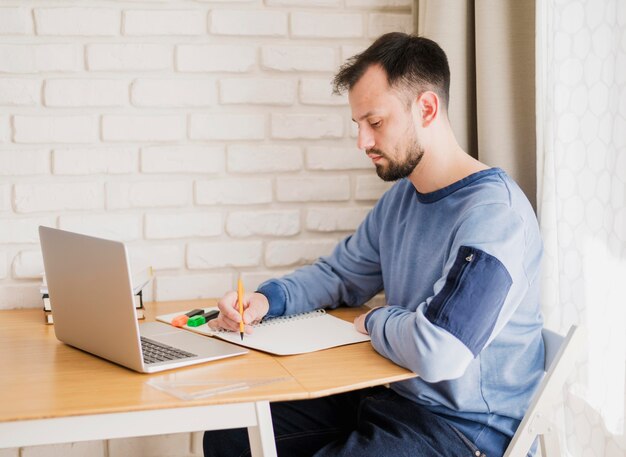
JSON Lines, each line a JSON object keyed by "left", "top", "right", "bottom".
{"left": 371, "top": 121, "right": 381, "bottom": 128}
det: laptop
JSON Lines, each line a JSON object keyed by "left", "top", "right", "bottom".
{"left": 39, "top": 226, "right": 247, "bottom": 373}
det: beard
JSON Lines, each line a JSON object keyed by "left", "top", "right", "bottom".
{"left": 370, "top": 136, "right": 424, "bottom": 182}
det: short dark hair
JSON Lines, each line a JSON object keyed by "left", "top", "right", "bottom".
{"left": 332, "top": 32, "right": 451, "bottom": 110}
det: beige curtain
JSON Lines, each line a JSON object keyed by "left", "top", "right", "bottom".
{"left": 414, "top": 0, "right": 536, "bottom": 208}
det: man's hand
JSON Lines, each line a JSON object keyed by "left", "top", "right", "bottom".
{"left": 354, "top": 307, "right": 383, "bottom": 334}
{"left": 208, "top": 291, "right": 269, "bottom": 335}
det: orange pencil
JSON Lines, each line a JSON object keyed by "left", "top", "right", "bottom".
{"left": 237, "top": 277, "right": 245, "bottom": 341}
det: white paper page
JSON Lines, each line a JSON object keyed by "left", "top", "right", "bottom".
{"left": 156, "top": 309, "right": 370, "bottom": 355}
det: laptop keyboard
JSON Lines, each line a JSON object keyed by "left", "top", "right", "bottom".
{"left": 140, "top": 337, "right": 197, "bottom": 364}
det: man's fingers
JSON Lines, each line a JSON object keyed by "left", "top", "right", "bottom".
{"left": 210, "top": 290, "right": 270, "bottom": 333}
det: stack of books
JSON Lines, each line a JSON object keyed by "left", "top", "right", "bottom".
{"left": 40, "top": 267, "right": 153, "bottom": 325}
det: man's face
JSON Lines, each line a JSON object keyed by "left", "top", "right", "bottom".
{"left": 349, "top": 65, "right": 424, "bottom": 182}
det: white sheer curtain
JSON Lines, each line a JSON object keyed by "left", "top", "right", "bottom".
{"left": 536, "top": 0, "right": 626, "bottom": 455}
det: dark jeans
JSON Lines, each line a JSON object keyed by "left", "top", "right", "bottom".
{"left": 203, "top": 386, "right": 486, "bottom": 457}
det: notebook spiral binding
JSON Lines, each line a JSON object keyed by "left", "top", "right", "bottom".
{"left": 259, "top": 309, "right": 326, "bottom": 326}
{"left": 214, "top": 309, "right": 326, "bottom": 333}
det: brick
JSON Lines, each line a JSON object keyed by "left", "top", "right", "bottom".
{"left": 226, "top": 210, "right": 300, "bottom": 237}
{"left": 102, "top": 115, "right": 185, "bottom": 141}
{"left": 53, "top": 147, "right": 137, "bottom": 175}
{"left": 271, "top": 114, "right": 343, "bottom": 139}
{"left": 187, "top": 241, "right": 262, "bottom": 269}
{"left": 141, "top": 146, "right": 224, "bottom": 174}
{"left": 87, "top": 44, "right": 172, "bottom": 71}
{"left": 145, "top": 211, "right": 222, "bottom": 239}
{"left": 21, "top": 441, "right": 106, "bottom": 457}
{"left": 45, "top": 78, "right": 127, "bottom": 107}
{"left": 12, "top": 250, "right": 44, "bottom": 279}
{"left": 0, "top": 252, "right": 7, "bottom": 280}
{"left": 0, "top": 8, "right": 33, "bottom": 35}
{"left": 106, "top": 181, "right": 190, "bottom": 209}
{"left": 0, "top": 44, "right": 82, "bottom": 73}
{"left": 124, "top": 10, "right": 206, "bottom": 36}
{"left": 210, "top": 10, "right": 287, "bottom": 37}
{"left": 305, "top": 146, "right": 371, "bottom": 170}
{"left": 14, "top": 115, "right": 98, "bottom": 143}
{"left": 0, "top": 217, "right": 54, "bottom": 244}
{"left": 0, "top": 149, "right": 49, "bottom": 175}
{"left": 276, "top": 176, "right": 350, "bottom": 202}
{"left": 220, "top": 78, "right": 295, "bottom": 105}
{"left": 262, "top": 45, "right": 337, "bottom": 72}
{"left": 190, "top": 113, "right": 265, "bottom": 140}
{"left": 291, "top": 12, "right": 363, "bottom": 38}
{"left": 58, "top": 214, "right": 142, "bottom": 241}
{"left": 0, "top": 116, "right": 9, "bottom": 142}
{"left": 0, "top": 78, "right": 40, "bottom": 105}
{"left": 265, "top": 239, "right": 336, "bottom": 267}
{"left": 155, "top": 273, "right": 233, "bottom": 301}
{"left": 306, "top": 207, "right": 370, "bottom": 231}
{"left": 195, "top": 178, "right": 272, "bottom": 205}
{"left": 14, "top": 182, "right": 103, "bottom": 213}
{"left": 368, "top": 13, "right": 413, "bottom": 37}
{"left": 108, "top": 433, "right": 189, "bottom": 457}
{"left": 341, "top": 45, "right": 366, "bottom": 63}
{"left": 227, "top": 145, "right": 302, "bottom": 173}
{"left": 347, "top": 0, "right": 412, "bottom": 7}
{"left": 0, "top": 184, "right": 10, "bottom": 211}
{"left": 127, "top": 244, "right": 182, "bottom": 272}
{"left": 300, "top": 78, "right": 347, "bottom": 105}
{"left": 177, "top": 44, "right": 256, "bottom": 72}
{"left": 355, "top": 175, "right": 393, "bottom": 200}
{"left": 132, "top": 78, "right": 215, "bottom": 107}
{"left": 0, "top": 284, "right": 42, "bottom": 310}
{"left": 34, "top": 8, "right": 120, "bottom": 36}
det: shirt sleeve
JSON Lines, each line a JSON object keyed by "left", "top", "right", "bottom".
{"left": 365, "top": 202, "right": 535, "bottom": 382}
{"left": 258, "top": 200, "right": 385, "bottom": 317}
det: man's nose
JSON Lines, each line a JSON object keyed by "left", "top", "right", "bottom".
{"left": 357, "top": 126, "right": 375, "bottom": 151}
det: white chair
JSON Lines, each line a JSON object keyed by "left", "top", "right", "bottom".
{"left": 503, "top": 325, "right": 581, "bottom": 457}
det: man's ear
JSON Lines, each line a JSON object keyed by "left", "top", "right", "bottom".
{"left": 415, "top": 91, "right": 439, "bottom": 127}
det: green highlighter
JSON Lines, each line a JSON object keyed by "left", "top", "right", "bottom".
{"left": 187, "top": 310, "right": 220, "bottom": 327}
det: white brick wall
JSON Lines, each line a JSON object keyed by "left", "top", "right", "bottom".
{"left": 177, "top": 44, "right": 256, "bottom": 72}
{"left": 35, "top": 8, "right": 120, "bottom": 37}
{"left": 87, "top": 44, "right": 172, "bottom": 71}
{"left": 276, "top": 176, "right": 350, "bottom": 201}
{"left": 226, "top": 210, "right": 300, "bottom": 237}
{"left": 53, "top": 147, "right": 137, "bottom": 175}
{"left": 0, "top": 149, "right": 49, "bottom": 175}
{"left": 210, "top": 10, "right": 287, "bottom": 37}
{"left": 0, "top": 0, "right": 413, "bottom": 453}
{"left": 14, "top": 115, "right": 98, "bottom": 143}
{"left": 124, "top": 10, "right": 206, "bottom": 36}
{"left": 132, "top": 78, "right": 215, "bottom": 107}
{"left": 0, "top": 8, "right": 33, "bottom": 35}
{"left": 0, "top": 78, "right": 40, "bottom": 105}
{"left": 45, "top": 79, "right": 128, "bottom": 107}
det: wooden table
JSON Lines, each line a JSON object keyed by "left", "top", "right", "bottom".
{"left": 0, "top": 300, "right": 415, "bottom": 456}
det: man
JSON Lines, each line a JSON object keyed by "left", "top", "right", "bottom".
{"left": 204, "top": 32, "right": 544, "bottom": 457}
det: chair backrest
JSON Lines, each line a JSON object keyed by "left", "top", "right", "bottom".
{"left": 503, "top": 325, "right": 581, "bottom": 457}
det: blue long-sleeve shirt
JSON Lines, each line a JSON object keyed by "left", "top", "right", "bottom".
{"left": 258, "top": 168, "right": 544, "bottom": 456}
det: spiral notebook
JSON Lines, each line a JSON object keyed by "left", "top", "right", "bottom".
{"left": 156, "top": 308, "right": 370, "bottom": 356}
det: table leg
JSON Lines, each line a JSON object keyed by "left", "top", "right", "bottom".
{"left": 247, "top": 401, "right": 277, "bottom": 457}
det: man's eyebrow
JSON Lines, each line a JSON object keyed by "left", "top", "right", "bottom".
{"left": 351, "top": 111, "right": 381, "bottom": 122}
